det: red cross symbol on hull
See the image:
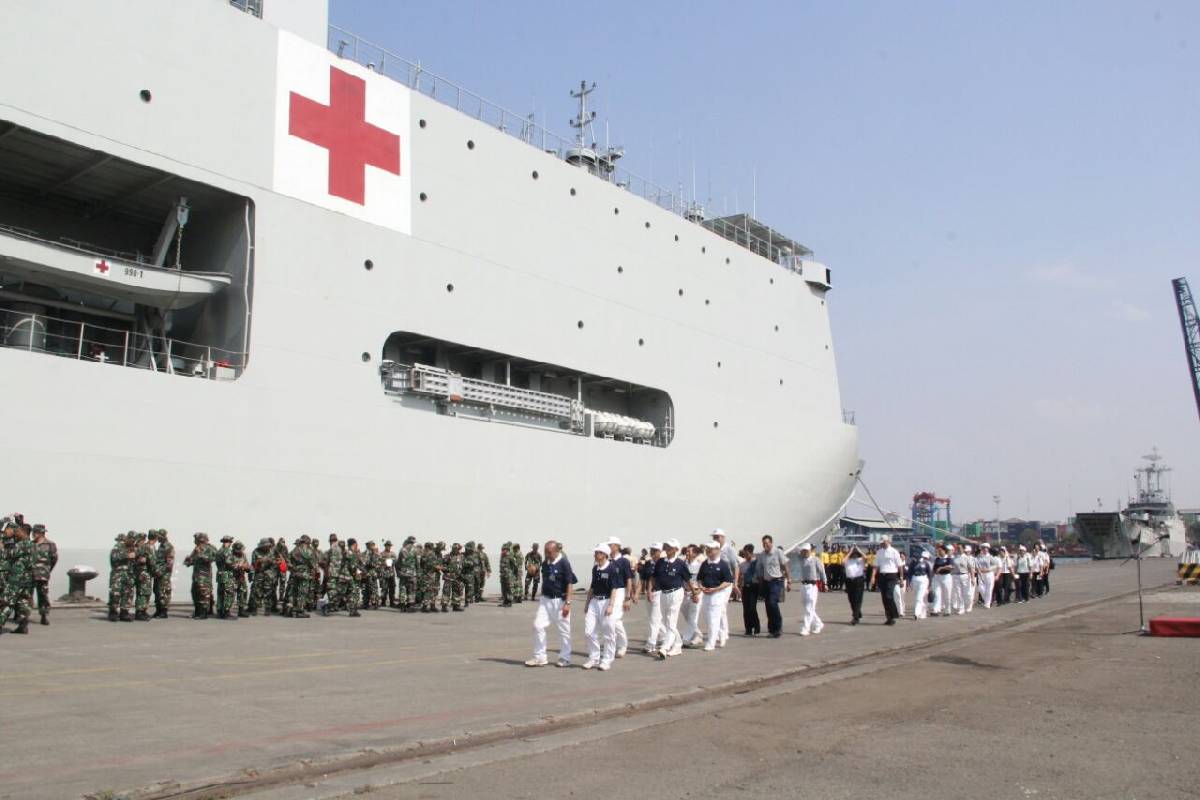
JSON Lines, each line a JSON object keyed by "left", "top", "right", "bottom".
{"left": 288, "top": 66, "right": 401, "bottom": 205}
{"left": 94, "top": 259, "right": 110, "bottom": 275}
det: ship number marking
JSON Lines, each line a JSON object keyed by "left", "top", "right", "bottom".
{"left": 123, "top": 267, "right": 144, "bottom": 279}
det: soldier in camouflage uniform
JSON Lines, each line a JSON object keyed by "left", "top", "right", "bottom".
{"left": 440, "top": 543, "right": 466, "bottom": 611}
{"left": 215, "top": 535, "right": 236, "bottom": 619}
{"left": 0, "top": 519, "right": 15, "bottom": 616}
{"left": 330, "top": 539, "right": 362, "bottom": 617}
{"left": 108, "top": 532, "right": 136, "bottom": 622}
{"left": 476, "top": 543, "right": 491, "bottom": 602}
{"left": 183, "top": 532, "right": 218, "bottom": 619}
{"left": 397, "top": 536, "right": 418, "bottom": 611}
{"left": 419, "top": 541, "right": 441, "bottom": 612}
{"left": 248, "top": 539, "right": 276, "bottom": 615}
{"left": 524, "top": 542, "right": 543, "bottom": 601}
{"left": 0, "top": 524, "right": 34, "bottom": 634}
{"left": 274, "top": 537, "right": 290, "bottom": 610}
{"left": 30, "top": 524, "right": 58, "bottom": 625}
{"left": 284, "top": 536, "right": 313, "bottom": 618}
{"left": 362, "top": 541, "right": 381, "bottom": 609}
{"left": 462, "top": 542, "right": 478, "bottom": 609}
{"left": 152, "top": 529, "right": 174, "bottom": 618}
{"left": 323, "top": 536, "right": 343, "bottom": 612}
{"left": 380, "top": 540, "right": 397, "bottom": 607}
{"left": 229, "top": 541, "right": 250, "bottom": 618}
{"left": 498, "top": 542, "right": 514, "bottom": 606}
{"left": 510, "top": 543, "right": 524, "bottom": 604}
{"left": 132, "top": 531, "right": 155, "bottom": 620}
{"left": 309, "top": 538, "right": 323, "bottom": 612}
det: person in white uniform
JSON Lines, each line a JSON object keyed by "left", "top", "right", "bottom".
{"left": 583, "top": 544, "right": 619, "bottom": 671}
{"left": 950, "top": 544, "right": 974, "bottom": 615}
{"left": 606, "top": 537, "right": 633, "bottom": 657}
{"left": 910, "top": 551, "right": 933, "bottom": 619}
{"left": 696, "top": 541, "right": 735, "bottom": 651}
{"left": 526, "top": 540, "right": 578, "bottom": 667}
{"left": 680, "top": 544, "right": 705, "bottom": 646}
{"left": 932, "top": 543, "right": 954, "bottom": 616}
{"left": 963, "top": 545, "right": 978, "bottom": 612}
{"left": 795, "top": 544, "right": 827, "bottom": 635}
{"left": 640, "top": 542, "right": 664, "bottom": 654}
{"left": 975, "top": 543, "right": 997, "bottom": 609}
{"left": 710, "top": 528, "right": 739, "bottom": 646}
{"left": 651, "top": 539, "right": 693, "bottom": 659}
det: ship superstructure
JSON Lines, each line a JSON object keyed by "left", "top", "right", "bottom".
{"left": 1075, "top": 449, "right": 1187, "bottom": 559}
{"left": 0, "top": 0, "right": 859, "bottom": 553}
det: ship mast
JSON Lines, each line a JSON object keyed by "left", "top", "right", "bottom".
{"left": 565, "top": 80, "right": 623, "bottom": 180}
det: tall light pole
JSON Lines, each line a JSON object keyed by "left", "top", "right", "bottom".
{"left": 993, "top": 494, "right": 1001, "bottom": 542}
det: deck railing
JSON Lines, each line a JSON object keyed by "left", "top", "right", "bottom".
{"left": 327, "top": 26, "right": 810, "bottom": 267}
{"left": 0, "top": 310, "right": 244, "bottom": 379}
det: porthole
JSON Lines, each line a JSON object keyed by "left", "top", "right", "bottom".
{"left": 419, "top": 192, "right": 428, "bottom": 202}
{"left": 139, "top": 89, "right": 152, "bottom": 103}
{"left": 774, "top": 325, "right": 779, "bottom": 332}
{"left": 821, "top": 299, "right": 825, "bottom": 306}
{"left": 645, "top": 221, "right": 651, "bottom": 229}
{"left": 364, "top": 259, "right": 374, "bottom": 271}
{"left": 674, "top": 234, "right": 679, "bottom": 242}
{"left": 677, "top": 289, "right": 684, "bottom": 297}
{"left": 577, "top": 320, "right": 584, "bottom": 329}
{"left": 638, "top": 338, "right": 645, "bottom": 346}
{"left": 531, "top": 170, "right": 539, "bottom": 180}
{"left": 716, "top": 361, "right": 722, "bottom": 369}
{"left": 360, "top": 352, "right": 371, "bottom": 363}
{"left": 613, "top": 207, "right": 620, "bottom": 215}
{"left": 712, "top": 421, "right": 719, "bottom": 429}
{"left": 704, "top": 299, "right": 710, "bottom": 306}
{"left": 725, "top": 257, "right": 730, "bottom": 265}
{"left": 769, "top": 278, "right": 774, "bottom": 285}
{"left": 570, "top": 187, "right": 577, "bottom": 196}
{"left": 466, "top": 139, "right": 475, "bottom": 150}
{"left": 446, "top": 283, "right": 454, "bottom": 293}
{"left": 419, "top": 119, "right": 427, "bottom": 128}
{"left": 617, "top": 266, "right": 624, "bottom": 274}
{"left": 779, "top": 379, "right": 784, "bottom": 386}
{"left": 701, "top": 246, "right": 707, "bottom": 254}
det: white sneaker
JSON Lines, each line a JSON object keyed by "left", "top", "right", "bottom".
{"left": 643, "top": 646, "right": 657, "bottom": 654}
{"left": 813, "top": 626, "right": 824, "bottom": 634}
{"left": 615, "top": 648, "right": 626, "bottom": 659}
{"left": 689, "top": 636, "right": 703, "bottom": 648}
{"left": 524, "top": 657, "right": 548, "bottom": 667}
{"left": 703, "top": 645, "right": 715, "bottom": 652}
{"left": 718, "top": 636, "right": 728, "bottom": 647}
{"left": 582, "top": 660, "right": 598, "bottom": 670}
{"left": 800, "top": 630, "right": 810, "bottom": 636}
{"left": 598, "top": 662, "right": 611, "bottom": 671}
{"left": 667, "top": 648, "right": 682, "bottom": 657}
{"left": 556, "top": 659, "right": 571, "bottom": 668}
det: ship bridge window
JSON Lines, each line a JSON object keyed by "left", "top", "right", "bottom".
{"left": 0, "top": 122, "right": 254, "bottom": 380}
{"left": 379, "top": 331, "right": 675, "bottom": 448}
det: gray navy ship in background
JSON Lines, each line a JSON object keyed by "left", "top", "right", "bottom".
{"left": 0, "top": 0, "right": 860, "bottom": 553}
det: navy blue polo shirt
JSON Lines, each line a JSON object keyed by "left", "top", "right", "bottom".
{"left": 910, "top": 559, "right": 932, "bottom": 578}
{"left": 637, "top": 558, "right": 656, "bottom": 584}
{"left": 933, "top": 555, "right": 953, "bottom": 573}
{"left": 612, "top": 556, "right": 632, "bottom": 590}
{"left": 697, "top": 559, "right": 733, "bottom": 589}
{"left": 590, "top": 560, "right": 618, "bottom": 597}
{"left": 653, "top": 557, "right": 690, "bottom": 591}
{"left": 540, "top": 556, "right": 577, "bottom": 599}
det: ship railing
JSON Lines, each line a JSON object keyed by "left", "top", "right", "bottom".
{"left": 0, "top": 310, "right": 245, "bottom": 380}
{"left": 842, "top": 409, "right": 856, "bottom": 425}
{"left": 228, "top": 0, "right": 262, "bottom": 18}
{"left": 327, "top": 26, "right": 808, "bottom": 269}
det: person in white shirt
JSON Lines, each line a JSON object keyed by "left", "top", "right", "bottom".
{"left": 696, "top": 541, "right": 735, "bottom": 651}
{"left": 870, "top": 537, "right": 904, "bottom": 625}
{"left": 710, "top": 528, "right": 739, "bottom": 646}
{"left": 640, "top": 543, "right": 664, "bottom": 653}
{"left": 974, "top": 543, "right": 998, "bottom": 609}
{"left": 909, "top": 551, "right": 933, "bottom": 619}
{"left": 963, "top": 545, "right": 978, "bottom": 612}
{"left": 950, "top": 544, "right": 974, "bottom": 615}
{"left": 607, "top": 537, "right": 633, "bottom": 657}
{"left": 795, "top": 544, "right": 827, "bottom": 635}
{"left": 842, "top": 547, "right": 866, "bottom": 624}
{"left": 651, "top": 539, "right": 693, "bottom": 659}
{"left": 526, "top": 540, "right": 577, "bottom": 668}
{"left": 995, "top": 546, "right": 1014, "bottom": 605}
{"left": 680, "top": 544, "right": 705, "bottom": 647}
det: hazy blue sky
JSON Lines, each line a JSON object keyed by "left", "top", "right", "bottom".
{"left": 330, "top": 1, "right": 1200, "bottom": 524}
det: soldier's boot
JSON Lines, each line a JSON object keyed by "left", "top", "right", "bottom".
{"left": 108, "top": 609, "right": 119, "bottom": 622}
{"left": 39, "top": 611, "right": 49, "bottom": 626}
{"left": 192, "top": 605, "right": 204, "bottom": 619}
{"left": 134, "top": 610, "right": 150, "bottom": 621}
{"left": 440, "top": 604, "right": 449, "bottom": 612}
{"left": 15, "top": 619, "right": 29, "bottom": 634}
{"left": 239, "top": 608, "right": 250, "bottom": 618}
{"left": 348, "top": 609, "right": 361, "bottom": 617}
{"left": 119, "top": 609, "right": 133, "bottom": 622}
{"left": 293, "top": 609, "right": 310, "bottom": 618}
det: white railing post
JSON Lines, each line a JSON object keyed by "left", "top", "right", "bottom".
{"left": 207, "top": 346, "right": 212, "bottom": 379}
{"left": 77, "top": 323, "right": 85, "bottom": 359}
{"left": 28, "top": 315, "right": 34, "bottom": 351}
{"left": 165, "top": 338, "right": 173, "bottom": 375}
{"left": 122, "top": 330, "right": 129, "bottom": 366}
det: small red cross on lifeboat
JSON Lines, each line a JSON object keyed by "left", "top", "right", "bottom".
{"left": 288, "top": 66, "right": 401, "bottom": 205}
{"left": 94, "top": 259, "right": 111, "bottom": 275}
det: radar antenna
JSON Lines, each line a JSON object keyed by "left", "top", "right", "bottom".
{"left": 564, "top": 80, "right": 623, "bottom": 179}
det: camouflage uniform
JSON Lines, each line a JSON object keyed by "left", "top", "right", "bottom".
{"left": 249, "top": 539, "right": 277, "bottom": 615}
{"left": 509, "top": 544, "right": 524, "bottom": 604}
{"left": 183, "top": 533, "right": 218, "bottom": 619}
{"left": 419, "top": 542, "right": 441, "bottom": 612}
{"left": 132, "top": 532, "right": 155, "bottom": 620}
{"left": 284, "top": 537, "right": 313, "bottom": 618}
{"left": 397, "top": 537, "right": 418, "bottom": 610}
{"left": 462, "top": 542, "right": 478, "bottom": 608}
{"left": 108, "top": 533, "right": 136, "bottom": 621}
{"left": 333, "top": 541, "right": 362, "bottom": 616}
{"left": 229, "top": 543, "right": 250, "bottom": 617}
{"left": 0, "top": 529, "right": 34, "bottom": 633}
{"left": 31, "top": 525, "right": 58, "bottom": 624}
{"left": 524, "top": 546, "right": 543, "bottom": 600}
{"left": 499, "top": 542, "right": 514, "bottom": 606}
{"left": 380, "top": 542, "right": 397, "bottom": 607}
{"left": 440, "top": 543, "right": 466, "bottom": 611}
{"left": 274, "top": 539, "right": 290, "bottom": 610}
{"left": 152, "top": 529, "right": 174, "bottom": 617}
{"left": 215, "top": 537, "right": 236, "bottom": 618}
{"left": 0, "top": 523, "right": 13, "bottom": 614}
{"left": 309, "top": 540, "right": 323, "bottom": 611}
{"left": 362, "top": 542, "right": 381, "bottom": 609}
{"left": 476, "top": 544, "right": 491, "bottom": 602}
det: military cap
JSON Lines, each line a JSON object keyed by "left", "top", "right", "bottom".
{"left": 465, "top": 542, "right": 475, "bottom": 550}
{"left": 147, "top": 530, "right": 159, "bottom": 541}
{"left": 115, "top": 532, "right": 127, "bottom": 542}
{"left": 220, "top": 535, "right": 233, "bottom": 543}
{"left": 437, "top": 540, "right": 446, "bottom": 548}
{"left": 347, "top": 537, "right": 357, "bottom": 546}
{"left": 257, "top": 538, "right": 272, "bottom": 548}
{"left": 366, "top": 540, "right": 375, "bottom": 547}
{"left": 232, "top": 541, "right": 245, "bottom": 551}
{"left": 158, "top": 529, "right": 169, "bottom": 538}
{"left": 384, "top": 540, "right": 393, "bottom": 547}
{"left": 424, "top": 541, "right": 435, "bottom": 549}
{"left": 127, "top": 530, "right": 138, "bottom": 537}
{"left": 32, "top": 523, "right": 46, "bottom": 533}
{"left": 404, "top": 536, "right": 416, "bottom": 545}
{"left": 329, "top": 533, "right": 338, "bottom": 542}
{"left": 452, "top": 542, "right": 462, "bottom": 551}
{"left": 300, "top": 534, "right": 311, "bottom": 543}
{"left": 195, "top": 532, "right": 209, "bottom": 542}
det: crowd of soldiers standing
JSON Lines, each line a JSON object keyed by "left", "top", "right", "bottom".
{"left": 106, "top": 531, "right": 504, "bottom": 620}
{"left": 0, "top": 515, "right": 59, "bottom": 635}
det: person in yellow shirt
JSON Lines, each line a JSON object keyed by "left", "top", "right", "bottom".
{"left": 865, "top": 547, "right": 877, "bottom": 591}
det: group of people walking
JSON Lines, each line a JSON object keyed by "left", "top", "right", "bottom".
{"left": 527, "top": 532, "right": 1058, "bottom": 671}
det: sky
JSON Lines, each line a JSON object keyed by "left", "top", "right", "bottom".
{"left": 329, "top": 0, "right": 1200, "bottom": 525}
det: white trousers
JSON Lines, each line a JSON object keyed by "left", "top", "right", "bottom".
{"left": 584, "top": 596, "right": 617, "bottom": 666}
{"left": 658, "top": 589, "right": 685, "bottom": 654}
{"left": 681, "top": 591, "right": 702, "bottom": 642}
{"left": 699, "top": 587, "right": 730, "bottom": 648}
{"left": 532, "top": 596, "right": 572, "bottom": 662}
{"left": 801, "top": 583, "right": 822, "bottom": 633}
{"left": 977, "top": 573, "right": 995, "bottom": 608}
{"left": 952, "top": 574, "right": 971, "bottom": 613}
{"left": 911, "top": 575, "right": 930, "bottom": 618}
{"left": 893, "top": 581, "right": 906, "bottom": 617}
{"left": 611, "top": 587, "right": 627, "bottom": 651}
{"left": 645, "top": 589, "right": 663, "bottom": 649}
{"left": 932, "top": 574, "right": 953, "bottom": 614}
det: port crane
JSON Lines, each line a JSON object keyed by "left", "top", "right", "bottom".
{"left": 1172, "top": 277, "right": 1200, "bottom": 422}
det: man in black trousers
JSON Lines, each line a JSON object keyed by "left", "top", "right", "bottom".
{"left": 870, "top": 537, "right": 904, "bottom": 625}
{"left": 754, "top": 535, "right": 791, "bottom": 637}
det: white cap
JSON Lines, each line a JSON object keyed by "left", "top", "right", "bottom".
{"left": 711, "top": 528, "right": 726, "bottom": 539}
{"left": 964, "top": 545, "right": 973, "bottom": 553}
{"left": 594, "top": 544, "right": 610, "bottom": 554}
{"left": 704, "top": 540, "right": 721, "bottom": 551}
{"left": 1018, "top": 544, "right": 1027, "bottom": 551}
{"left": 649, "top": 541, "right": 663, "bottom": 551}
{"left": 921, "top": 551, "right": 932, "bottom": 559}
{"left": 607, "top": 536, "right": 623, "bottom": 546}
{"left": 799, "top": 543, "right": 811, "bottom": 551}
{"left": 980, "top": 543, "right": 990, "bottom": 550}
{"left": 665, "top": 538, "right": 681, "bottom": 549}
